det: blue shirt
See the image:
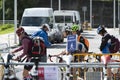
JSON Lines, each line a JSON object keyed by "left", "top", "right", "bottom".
{"left": 32, "top": 29, "right": 51, "bottom": 47}
{"left": 102, "top": 43, "right": 110, "bottom": 54}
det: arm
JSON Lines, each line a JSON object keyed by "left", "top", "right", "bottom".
{"left": 100, "top": 34, "right": 111, "bottom": 51}
{"left": 12, "top": 46, "right": 23, "bottom": 53}
{"left": 18, "top": 38, "right": 30, "bottom": 58}
{"left": 31, "top": 31, "right": 40, "bottom": 38}
{"left": 40, "top": 31, "right": 51, "bottom": 47}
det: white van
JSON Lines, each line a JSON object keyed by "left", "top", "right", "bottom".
{"left": 53, "top": 10, "right": 81, "bottom": 31}
{"left": 20, "top": 8, "right": 54, "bottom": 35}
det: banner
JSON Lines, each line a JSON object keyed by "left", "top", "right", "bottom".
{"left": 38, "top": 66, "right": 59, "bottom": 80}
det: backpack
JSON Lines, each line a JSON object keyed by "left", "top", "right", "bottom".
{"left": 30, "top": 37, "right": 46, "bottom": 57}
{"left": 77, "top": 35, "right": 89, "bottom": 52}
{"left": 22, "top": 36, "right": 46, "bottom": 57}
{"left": 109, "top": 35, "right": 120, "bottom": 53}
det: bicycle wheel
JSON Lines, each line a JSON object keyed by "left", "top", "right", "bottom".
{"left": 0, "top": 56, "right": 4, "bottom": 80}
{"left": 0, "top": 65, "right": 4, "bottom": 80}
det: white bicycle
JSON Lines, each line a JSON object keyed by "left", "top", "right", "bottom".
{"left": 0, "top": 43, "right": 19, "bottom": 80}
{"left": 48, "top": 54, "right": 73, "bottom": 80}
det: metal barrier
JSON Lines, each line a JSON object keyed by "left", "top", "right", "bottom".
{"left": 0, "top": 53, "right": 120, "bottom": 80}
{"left": 72, "top": 53, "right": 120, "bottom": 80}
{"left": 8, "top": 34, "right": 19, "bottom": 47}
{"left": 0, "top": 61, "right": 120, "bottom": 80}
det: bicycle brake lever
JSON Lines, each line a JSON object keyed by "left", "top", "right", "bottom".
{"left": 48, "top": 54, "right": 53, "bottom": 62}
{"left": 48, "top": 54, "right": 52, "bottom": 57}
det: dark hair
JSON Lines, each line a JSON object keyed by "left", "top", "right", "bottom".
{"left": 24, "top": 32, "right": 29, "bottom": 36}
{"left": 76, "top": 30, "right": 82, "bottom": 35}
{"left": 42, "top": 25, "right": 47, "bottom": 29}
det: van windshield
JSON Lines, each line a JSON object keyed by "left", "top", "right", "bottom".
{"left": 55, "top": 16, "right": 73, "bottom": 23}
{"left": 21, "top": 17, "right": 50, "bottom": 26}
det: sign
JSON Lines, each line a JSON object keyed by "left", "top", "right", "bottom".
{"left": 66, "top": 35, "right": 77, "bottom": 53}
{"left": 38, "top": 66, "right": 59, "bottom": 80}
{"left": 82, "top": 6, "right": 87, "bottom": 12}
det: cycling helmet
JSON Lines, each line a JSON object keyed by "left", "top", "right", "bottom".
{"left": 71, "top": 25, "right": 79, "bottom": 32}
{"left": 97, "top": 25, "right": 104, "bottom": 34}
{"left": 16, "top": 27, "right": 24, "bottom": 36}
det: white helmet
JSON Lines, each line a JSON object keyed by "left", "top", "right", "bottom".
{"left": 42, "top": 24, "right": 50, "bottom": 31}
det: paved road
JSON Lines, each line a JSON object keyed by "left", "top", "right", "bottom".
{"left": 0, "top": 28, "right": 120, "bottom": 80}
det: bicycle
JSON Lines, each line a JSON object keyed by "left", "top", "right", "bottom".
{"left": 48, "top": 52, "right": 100, "bottom": 80}
{"left": 0, "top": 43, "right": 19, "bottom": 80}
{"left": 72, "top": 52, "right": 103, "bottom": 80}
{"left": 48, "top": 54, "right": 73, "bottom": 80}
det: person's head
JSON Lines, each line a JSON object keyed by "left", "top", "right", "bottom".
{"left": 16, "top": 27, "right": 25, "bottom": 40}
{"left": 71, "top": 24, "right": 79, "bottom": 35}
{"left": 41, "top": 24, "right": 50, "bottom": 31}
{"left": 97, "top": 25, "right": 107, "bottom": 36}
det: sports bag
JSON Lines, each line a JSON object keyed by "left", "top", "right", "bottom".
{"left": 77, "top": 35, "right": 89, "bottom": 52}
{"left": 109, "top": 35, "right": 120, "bottom": 53}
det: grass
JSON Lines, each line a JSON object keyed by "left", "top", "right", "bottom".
{"left": 0, "top": 24, "right": 14, "bottom": 35}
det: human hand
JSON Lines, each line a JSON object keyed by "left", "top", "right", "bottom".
{"left": 11, "top": 50, "right": 15, "bottom": 54}
{"left": 13, "top": 56, "right": 20, "bottom": 61}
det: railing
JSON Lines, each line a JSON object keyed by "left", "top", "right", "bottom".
{"left": 0, "top": 61, "right": 120, "bottom": 80}
{"left": 1, "top": 52, "right": 120, "bottom": 80}
{"left": 0, "top": 62, "right": 120, "bottom": 67}
{"left": 0, "top": 20, "right": 19, "bottom": 25}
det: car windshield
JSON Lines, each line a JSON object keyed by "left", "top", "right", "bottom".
{"left": 65, "top": 16, "right": 73, "bottom": 23}
{"left": 55, "top": 16, "right": 73, "bottom": 23}
{"left": 21, "top": 17, "right": 50, "bottom": 26}
{"left": 55, "top": 16, "right": 64, "bottom": 23}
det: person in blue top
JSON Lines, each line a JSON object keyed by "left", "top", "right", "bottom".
{"left": 32, "top": 24, "right": 51, "bottom": 47}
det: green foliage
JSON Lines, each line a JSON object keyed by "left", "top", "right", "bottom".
{"left": 0, "top": 24, "right": 14, "bottom": 35}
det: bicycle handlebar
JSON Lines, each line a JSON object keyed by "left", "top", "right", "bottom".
{"left": 7, "top": 54, "right": 14, "bottom": 62}
{"left": 48, "top": 54, "right": 63, "bottom": 62}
